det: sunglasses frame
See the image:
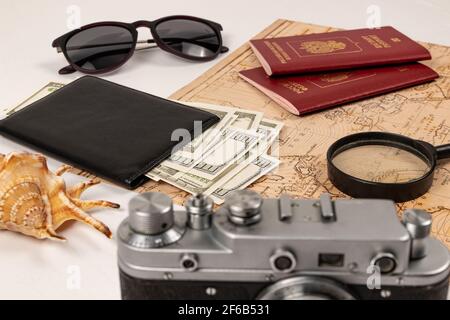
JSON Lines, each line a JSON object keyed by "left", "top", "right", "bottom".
{"left": 52, "top": 15, "right": 227, "bottom": 74}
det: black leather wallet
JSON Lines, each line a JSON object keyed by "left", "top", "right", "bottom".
{"left": 0, "top": 76, "right": 219, "bottom": 189}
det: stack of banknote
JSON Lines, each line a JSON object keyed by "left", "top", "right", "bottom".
{"left": 147, "top": 102, "right": 282, "bottom": 204}
{"left": 2, "top": 83, "right": 282, "bottom": 204}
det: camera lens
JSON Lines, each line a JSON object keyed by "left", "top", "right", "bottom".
{"left": 257, "top": 276, "right": 356, "bottom": 300}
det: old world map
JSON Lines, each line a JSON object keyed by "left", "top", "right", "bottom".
{"left": 134, "top": 20, "right": 450, "bottom": 248}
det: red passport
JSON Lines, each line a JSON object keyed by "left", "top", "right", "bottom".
{"left": 239, "top": 63, "right": 438, "bottom": 115}
{"left": 250, "top": 26, "right": 431, "bottom": 76}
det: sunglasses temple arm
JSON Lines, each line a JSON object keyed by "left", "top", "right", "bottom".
{"left": 56, "top": 34, "right": 229, "bottom": 74}
{"left": 56, "top": 40, "right": 156, "bottom": 74}
{"left": 435, "top": 144, "right": 450, "bottom": 160}
{"left": 58, "top": 47, "right": 133, "bottom": 74}
{"left": 154, "top": 36, "right": 229, "bottom": 53}
{"left": 58, "top": 65, "right": 77, "bottom": 75}
{"left": 143, "top": 35, "right": 229, "bottom": 53}
{"left": 58, "top": 36, "right": 228, "bottom": 53}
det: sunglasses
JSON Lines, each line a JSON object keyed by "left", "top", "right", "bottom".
{"left": 52, "top": 15, "right": 229, "bottom": 75}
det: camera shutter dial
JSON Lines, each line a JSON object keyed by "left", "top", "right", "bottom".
{"left": 129, "top": 192, "right": 174, "bottom": 235}
{"left": 225, "top": 190, "right": 263, "bottom": 225}
{"left": 122, "top": 192, "right": 186, "bottom": 248}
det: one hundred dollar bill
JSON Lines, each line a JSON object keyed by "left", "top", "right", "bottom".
{"left": 174, "top": 101, "right": 238, "bottom": 155}
{"left": 180, "top": 128, "right": 263, "bottom": 180}
{"left": 184, "top": 117, "right": 281, "bottom": 181}
{"left": 208, "top": 153, "right": 280, "bottom": 204}
{"left": 230, "top": 109, "right": 263, "bottom": 131}
{"left": 255, "top": 118, "right": 283, "bottom": 154}
{"left": 149, "top": 148, "right": 259, "bottom": 195}
{"left": 146, "top": 114, "right": 237, "bottom": 182}
{"left": 159, "top": 106, "right": 264, "bottom": 173}
{"left": 147, "top": 119, "right": 283, "bottom": 198}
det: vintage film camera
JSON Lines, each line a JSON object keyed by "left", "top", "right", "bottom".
{"left": 118, "top": 190, "right": 450, "bottom": 300}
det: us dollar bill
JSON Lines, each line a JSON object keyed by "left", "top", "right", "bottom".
{"left": 179, "top": 128, "right": 263, "bottom": 180}
{"left": 149, "top": 119, "right": 283, "bottom": 201}
{"left": 183, "top": 118, "right": 282, "bottom": 181}
{"left": 208, "top": 153, "right": 280, "bottom": 204}
{"left": 146, "top": 112, "right": 237, "bottom": 182}
{"left": 155, "top": 149, "right": 280, "bottom": 204}
{"left": 230, "top": 109, "right": 263, "bottom": 131}
{"left": 149, "top": 148, "right": 259, "bottom": 195}
{"left": 198, "top": 118, "right": 282, "bottom": 195}
{"left": 159, "top": 107, "right": 264, "bottom": 173}
{"left": 254, "top": 118, "right": 283, "bottom": 154}
{"left": 168, "top": 102, "right": 238, "bottom": 161}
{"left": 1, "top": 82, "right": 65, "bottom": 119}
{"left": 145, "top": 102, "right": 236, "bottom": 180}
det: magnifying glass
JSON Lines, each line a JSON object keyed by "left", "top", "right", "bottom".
{"left": 327, "top": 132, "right": 450, "bottom": 202}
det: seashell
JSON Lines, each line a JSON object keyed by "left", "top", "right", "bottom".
{"left": 0, "top": 152, "right": 119, "bottom": 241}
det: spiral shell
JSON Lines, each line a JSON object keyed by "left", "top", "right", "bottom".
{"left": 0, "top": 152, "right": 119, "bottom": 240}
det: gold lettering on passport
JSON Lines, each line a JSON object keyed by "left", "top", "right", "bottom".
{"left": 281, "top": 81, "right": 308, "bottom": 94}
{"left": 264, "top": 41, "right": 292, "bottom": 64}
{"left": 362, "top": 35, "right": 392, "bottom": 48}
{"left": 273, "top": 43, "right": 292, "bottom": 62}
{"left": 299, "top": 40, "right": 346, "bottom": 54}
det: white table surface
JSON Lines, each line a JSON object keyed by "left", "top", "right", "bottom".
{"left": 0, "top": 0, "right": 449, "bottom": 300}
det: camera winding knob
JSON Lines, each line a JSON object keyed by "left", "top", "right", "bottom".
{"left": 402, "top": 209, "right": 432, "bottom": 259}
{"left": 225, "top": 190, "right": 263, "bottom": 225}
{"left": 123, "top": 192, "right": 186, "bottom": 248}
{"left": 129, "top": 192, "right": 174, "bottom": 235}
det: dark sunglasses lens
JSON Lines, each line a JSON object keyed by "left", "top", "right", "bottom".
{"left": 155, "top": 19, "right": 220, "bottom": 58}
{"left": 65, "top": 25, "right": 134, "bottom": 72}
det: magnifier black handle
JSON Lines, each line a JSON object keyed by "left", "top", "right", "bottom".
{"left": 435, "top": 144, "right": 450, "bottom": 160}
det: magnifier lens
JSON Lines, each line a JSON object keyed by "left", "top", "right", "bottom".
{"left": 331, "top": 144, "right": 431, "bottom": 183}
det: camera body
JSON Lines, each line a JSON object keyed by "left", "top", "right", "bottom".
{"left": 118, "top": 191, "right": 450, "bottom": 300}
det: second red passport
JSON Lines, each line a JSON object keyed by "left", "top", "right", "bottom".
{"left": 250, "top": 26, "right": 431, "bottom": 76}
{"left": 239, "top": 63, "right": 438, "bottom": 116}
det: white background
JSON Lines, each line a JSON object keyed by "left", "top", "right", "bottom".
{"left": 0, "top": 0, "right": 449, "bottom": 299}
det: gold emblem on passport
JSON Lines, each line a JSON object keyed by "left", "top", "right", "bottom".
{"left": 320, "top": 73, "right": 350, "bottom": 83}
{"left": 309, "top": 70, "right": 377, "bottom": 88}
{"left": 299, "top": 40, "right": 346, "bottom": 54}
{"left": 287, "top": 37, "right": 362, "bottom": 57}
